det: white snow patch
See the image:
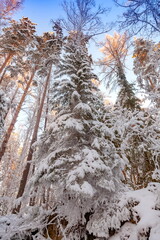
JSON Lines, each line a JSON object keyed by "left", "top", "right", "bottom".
{"left": 65, "top": 118, "right": 84, "bottom": 131}
{"left": 69, "top": 181, "right": 96, "bottom": 197}
{"left": 109, "top": 183, "right": 160, "bottom": 240}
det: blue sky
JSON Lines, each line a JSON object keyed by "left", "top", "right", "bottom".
{"left": 14, "top": 0, "right": 122, "bottom": 35}
{"left": 13, "top": 0, "right": 134, "bottom": 101}
{"left": 14, "top": 0, "right": 64, "bottom": 34}
{"left": 13, "top": 0, "right": 124, "bottom": 62}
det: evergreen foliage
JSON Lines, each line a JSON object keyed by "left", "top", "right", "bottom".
{"left": 26, "top": 35, "right": 126, "bottom": 239}
{"left": 0, "top": 2, "right": 160, "bottom": 239}
{"left": 115, "top": 71, "right": 140, "bottom": 110}
{"left": 0, "top": 17, "right": 36, "bottom": 56}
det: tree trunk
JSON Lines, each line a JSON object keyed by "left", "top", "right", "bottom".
{"left": 18, "top": 84, "right": 43, "bottom": 163}
{"left": 18, "top": 107, "right": 37, "bottom": 163}
{"left": 13, "top": 64, "right": 52, "bottom": 213}
{"left": 0, "top": 67, "right": 7, "bottom": 85}
{"left": 0, "top": 53, "right": 13, "bottom": 76}
{"left": 0, "top": 69, "right": 36, "bottom": 161}
{"left": 3, "top": 86, "right": 19, "bottom": 122}
{"left": 44, "top": 76, "right": 50, "bottom": 129}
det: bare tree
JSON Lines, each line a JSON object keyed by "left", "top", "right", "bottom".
{"left": 58, "top": 0, "right": 110, "bottom": 39}
{"left": 114, "top": 0, "right": 160, "bottom": 35}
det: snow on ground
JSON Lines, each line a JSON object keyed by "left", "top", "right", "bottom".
{"left": 0, "top": 183, "right": 160, "bottom": 239}
{"left": 109, "top": 182, "right": 160, "bottom": 240}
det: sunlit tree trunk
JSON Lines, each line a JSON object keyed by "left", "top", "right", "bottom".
{"left": 3, "top": 85, "right": 19, "bottom": 122}
{"left": 44, "top": 76, "right": 50, "bottom": 130}
{"left": 0, "top": 67, "right": 7, "bottom": 85}
{"left": 0, "top": 69, "right": 36, "bottom": 161}
{"left": 18, "top": 108, "right": 37, "bottom": 163}
{"left": 0, "top": 53, "right": 13, "bottom": 76}
{"left": 13, "top": 64, "right": 52, "bottom": 213}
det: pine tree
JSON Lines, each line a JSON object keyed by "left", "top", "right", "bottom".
{"left": 0, "top": 0, "right": 23, "bottom": 27}
{"left": 0, "top": 131, "right": 21, "bottom": 215}
{"left": 25, "top": 34, "right": 126, "bottom": 239}
{"left": 12, "top": 24, "right": 63, "bottom": 213}
{"left": 0, "top": 25, "right": 62, "bottom": 161}
{"left": 0, "top": 17, "right": 36, "bottom": 75}
{"left": 99, "top": 33, "right": 140, "bottom": 110}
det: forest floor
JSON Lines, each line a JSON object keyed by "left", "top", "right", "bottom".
{"left": 0, "top": 183, "right": 160, "bottom": 240}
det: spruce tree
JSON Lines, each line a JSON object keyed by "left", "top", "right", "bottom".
{"left": 115, "top": 68, "right": 140, "bottom": 110}
{"left": 25, "top": 34, "right": 127, "bottom": 239}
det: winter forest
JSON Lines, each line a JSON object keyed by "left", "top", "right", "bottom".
{"left": 0, "top": 0, "right": 160, "bottom": 239}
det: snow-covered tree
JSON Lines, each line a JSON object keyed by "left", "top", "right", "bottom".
{"left": 111, "top": 107, "right": 160, "bottom": 189}
{"left": 12, "top": 23, "right": 64, "bottom": 213}
{"left": 99, "top": 33, "right": 140, "bottom": 110}
{"left": 0, "top": 131, "right": 22, "bottom": 215}
{"left": 133, "top": 38, "right": 160, "bottom": 106}
{"left": 0, "top": 25, "right": 62, "bottom": 161}
{"left": 23, "top": 34, "right": 127, "bottom": 239}
{"left": 0, "top": 17, "right": 36, "bottom": 75}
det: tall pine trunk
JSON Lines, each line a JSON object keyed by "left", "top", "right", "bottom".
{"left": 0, "top": 69, "right": 36, "bottom": 161}
{"left": 18, "top": 83, "right": 43, "bottom": 163}
{"left": 13, "top": 64, "right": 52, "bottom": 213}
{"left": 44, "top": 78, "right": 50, "bottom": 129}
{"left": 0, "top": 67, "right": 7, "bottom": 85}
{"left": 18, "top": 107, "right": 37, "bottom": 163}
{"left": 3, "top": 86, "right": 19, "bottom": 121}
{"left": 0, "top": 53, "right": 13, "bottom": 76}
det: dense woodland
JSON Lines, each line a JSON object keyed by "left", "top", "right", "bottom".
{"left": 0, "top": 0, "right": 160, "bottom": 239}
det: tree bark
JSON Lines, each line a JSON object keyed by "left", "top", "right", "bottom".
{"left": 0, "top": 67, "right": 7, "bottom": 85}
{"left": 0, "top": 69, "right": 36, "bottom": 161}
{"left": 18, "top": 107, "right": 37, "bottom": 163}
{"left": 0, "top": 53, "right": 13, "bottom": 76}
{"left": 13, "top": 64, "right": 52, "bottom": 213}
{"left": 3, "top": 86, "right": 19, "bottom": 122}
{"left": 44, "top": 76, "right": 50, "bottom": 130}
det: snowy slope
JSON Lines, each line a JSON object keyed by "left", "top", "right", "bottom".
{"left": 110, "top": 183, "right": 160, "bottom": 240}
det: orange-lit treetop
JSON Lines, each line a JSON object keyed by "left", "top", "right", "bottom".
{"left": 99, "top": 32, "right": 140, "bottom": 110}
{"left": 99, "top": 32, "right": 128, "bottom": 68}
{"left": 0, "top": 0, "right": 23, "bottom": 20}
